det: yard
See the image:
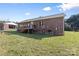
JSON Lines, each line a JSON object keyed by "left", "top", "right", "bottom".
{"left": 0, "top": 30, "right": 79, "bottom": 56}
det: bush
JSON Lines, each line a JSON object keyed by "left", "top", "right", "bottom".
{"left": 64, "top": 23, "right": 72, "bottom": 31}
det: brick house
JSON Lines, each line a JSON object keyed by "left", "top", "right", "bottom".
{"left": 0, "top": 22, "right": 17, "bottom": 30}
{"left": 17, "top": 13, "right": 64, "bottom": 35}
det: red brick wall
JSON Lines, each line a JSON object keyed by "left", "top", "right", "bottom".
{"left": 33, "top": 17, "right": 64, "bottom": 35}
{"left": 43, "top": 17, "right": 64, "bottom": 35}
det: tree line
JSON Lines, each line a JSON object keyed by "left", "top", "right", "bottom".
{"left": 65, "top": 14, "right": 79, "bottom": 31}
{"left": 0, "top": 20, "right": 17, "bottom": 23}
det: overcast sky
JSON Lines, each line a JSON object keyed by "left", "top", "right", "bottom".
{"left": 0, "top": 3, "right": 79, "bottom": 22}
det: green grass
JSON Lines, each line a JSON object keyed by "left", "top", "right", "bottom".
{"left": 0, "top": 30, "right": 79, "bottom": 56}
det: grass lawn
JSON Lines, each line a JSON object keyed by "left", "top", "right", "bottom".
{"left": 0, "top": 30, "right": 79, "bottom": 56}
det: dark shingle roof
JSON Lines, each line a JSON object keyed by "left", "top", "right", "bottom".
{"left": 18, "top": 13, "right": 65, "bottom": 23}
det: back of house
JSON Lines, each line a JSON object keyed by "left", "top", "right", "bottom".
{"left": 0, "top": 22, "right": 17, "bottom": 31}
{"left": 17, "top": 13, "right": 64, "bottom": 35}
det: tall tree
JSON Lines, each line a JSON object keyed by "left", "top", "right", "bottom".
{"left": 66, "top": 14, "right": 79, "bottom": 31}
